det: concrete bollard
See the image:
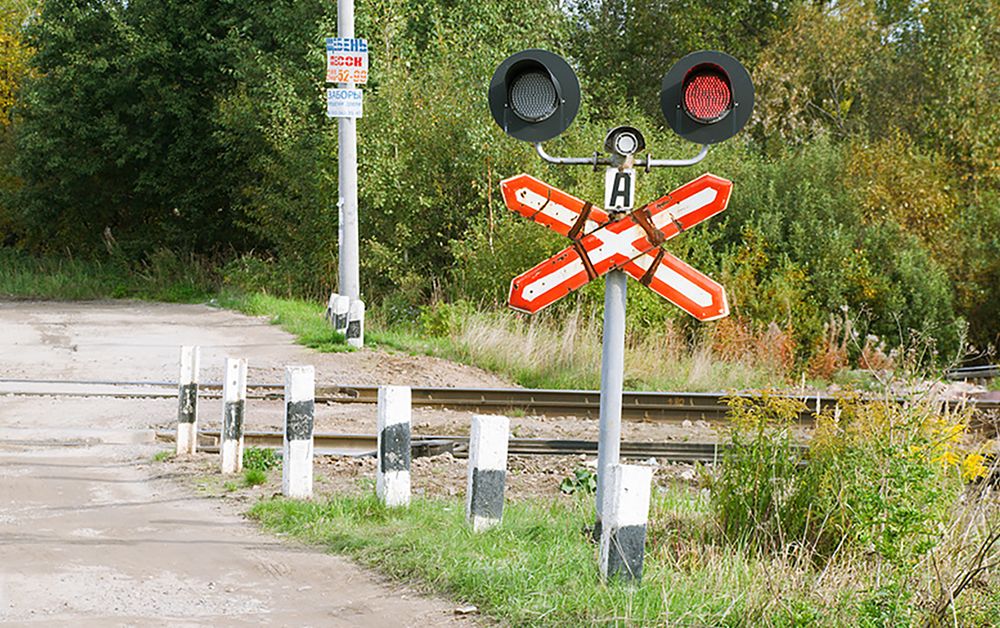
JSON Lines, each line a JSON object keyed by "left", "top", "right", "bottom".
{"left": 465, "top": 414, "right": 509, "bottom": 532}
{"left": 325, "top": 293, "right": 337, "bottom": 326}
{"left": 283, "top": 366, "right": 315, "bottom": 499}
{"left": 346, "top": 299, "right": 364, "bottom": 348}
{"left": 176, "top": 345, "right": 200, "bottom": 455}
{"left": 377, "top": 385, "right": 411, "bottom": 507}
{"left": 220, "top": 357, "right": 248, "bottom": 475}
{"left": 334, "top": 295, "right": 350, "bottom": 336}
{"left": 599, "top": 464, "right": 653, "bottom": 585}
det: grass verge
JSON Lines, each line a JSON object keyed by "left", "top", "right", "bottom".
{"left": 248, "top": 490, "right": 692, "bottom": 627}
{"left": 217, "top": 292, "right": 347, "bottom": 352}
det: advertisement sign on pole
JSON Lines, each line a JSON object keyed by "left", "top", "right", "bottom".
{"left": 327, "top": 88, "right": 364, "bottom": 118}
{"left": 326, "top": 38, "right": 368, "bottom": 84}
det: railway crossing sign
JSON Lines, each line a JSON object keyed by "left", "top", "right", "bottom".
{"left": 503, "top": 173, "right": 731, "bottom": 320}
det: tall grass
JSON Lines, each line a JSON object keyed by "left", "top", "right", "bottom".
{"left": 375, "top": 301, "right": 796, "bottom": 391}
{"left": 0, "top": 247, "right": 217, "bottom": 302}
{"left": 0, "top": 248, "right": 127, "bottom": 299}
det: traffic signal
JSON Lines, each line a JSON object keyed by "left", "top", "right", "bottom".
{"left": 488, "top": 49, "right": 581, "bottom": 143}
{"left": 660, "top": 50, "right": 754, "bottom": 145}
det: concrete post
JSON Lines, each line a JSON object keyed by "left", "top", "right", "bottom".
{"left": 377, "top": 385, "right": 411, "bottom": 507}
{"left": 283, "top": 366, "right": 315, "bottom": 499}
{"left": 599, "top": 463, "right": 653, "bottom": 585}
{"left": 334, "top": 295, "right": 350, "bottom": 336}
{"left": 346, "top": 299, "right": 364, "bottom": 348}
{"left": 176, "top": 345, "right": 200, "bottom": 455}
{"left": 465, "top": 414, "right": 509, "bottom": 532}
{"left": 325, "top": 293, "right": 337, "bottom": 325}
{"left": 337, "top": 0, "right": 360, "bottom": 302}
{"left": 220, "top": 357, "right": 248, "bottom": 475}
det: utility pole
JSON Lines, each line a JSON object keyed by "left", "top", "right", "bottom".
{"left": 337, "top": 0, "right": 360, "bottom": 302}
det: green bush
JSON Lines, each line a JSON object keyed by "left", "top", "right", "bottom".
{"left": 713, "top": 391, "right": 967, "bottom": 564}
{"left": 243, "top": 446, "right": 281, "bottom": 473}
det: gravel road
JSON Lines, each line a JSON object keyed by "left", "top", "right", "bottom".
{"left": 0, "top": 300, "right": 494, "bottom": 627}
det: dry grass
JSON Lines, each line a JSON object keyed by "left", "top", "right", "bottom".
{"left": 450, "top": 305, "right": 795, "bottom": 391}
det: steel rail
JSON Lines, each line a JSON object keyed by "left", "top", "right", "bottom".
{"left": 7, "top": 378, "right": 998, "bottom": 424}
{"left": 162, "top": 429, "right": 754, "bottom": 464}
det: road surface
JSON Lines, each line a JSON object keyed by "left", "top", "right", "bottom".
{"left": 0, "top": 300, "right": 481, "bottom": 627}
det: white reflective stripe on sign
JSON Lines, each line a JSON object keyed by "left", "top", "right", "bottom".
{"left": 516, "top": 188, "right": 603, "bottom": 234}
{"left": 520, "top": 258, "right": 585, "bottom": 303}
{"left": 651, "top": 188, "right": 717, "bottom": 230}
{"left": 586, "top": 225, "right": 645, "bottom": 265}
{"left": 630, "top": 255, "right": 714, "bottom": 307}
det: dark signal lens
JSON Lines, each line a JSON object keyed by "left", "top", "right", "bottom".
{"left": 509, "top": 70, "right": 558, "bottom": 122}
{"left": 682, "top": 68, "right": 732, "bottom": 123}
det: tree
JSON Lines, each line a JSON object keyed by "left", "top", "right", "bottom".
{"left": 0, "top": 0, "right": 36, "bottom": 242}
{"left": 11, "top": 0, "right": 335, "bottom": 258}
{"left": 355, "top": 0, "right": 569, "bottom": 302}
{"left": 567, "top": 0, "right": 795, "bottom": 122}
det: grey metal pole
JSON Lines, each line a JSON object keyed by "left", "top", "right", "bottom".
{"left": 595, "top": 268, "right": 627, "bottom": 538}
{"left": 337, "top": 0, "right": 360, "bottom": 301}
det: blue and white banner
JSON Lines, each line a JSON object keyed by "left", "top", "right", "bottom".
{"left": 327, "top": 88, "right": 363, "bottom": 118}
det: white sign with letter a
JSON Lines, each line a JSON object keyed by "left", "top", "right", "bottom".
{"left": 604, "top": 168, "right": 636, "bottom": 211}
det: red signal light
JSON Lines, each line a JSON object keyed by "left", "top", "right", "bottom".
{"left": 682, "top": 67, "right": 732, "bottom": 124}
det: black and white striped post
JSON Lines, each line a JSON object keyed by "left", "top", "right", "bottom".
{"left": 283, "top": 365, "right": 315, "bottom": 499}
{"left": 377, "top": 385, "right": 410, "bottom": 507}
{"left": 346, "top": 299, "right": 364, "bottom": 348}
{"left": 465, "top": 414, "right": 509, "bottom": 532}
{"left": 325, "top": 293, "right": 337, "bottom": 325}
{"left": 176, "top": 345, "right": 200, "bottom": 455}
{"left": 598, "top": 464, "right": 653, "bottom": 585}
{"left": 220, "top": 357, "right": 248, "bottom": 475}
{"left": 333, "top": 295, "right": 350, "bottom": 336}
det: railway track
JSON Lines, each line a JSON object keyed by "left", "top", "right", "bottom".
{"left": 3, "top": 377, "right": 997, "bottom": 424}
{"left": 6, "top": 377, "right": 996, "bottom": 462}
{"left": 162, "top": 429, "right": 747, "bottom": 464}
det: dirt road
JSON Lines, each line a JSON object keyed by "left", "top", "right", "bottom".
{"left": 0, "top": 300, "right": 495, "bottom": 626}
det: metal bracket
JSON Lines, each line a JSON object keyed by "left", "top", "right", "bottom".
{"left": 534, "top": 142, "right": 710, "bottom": 169}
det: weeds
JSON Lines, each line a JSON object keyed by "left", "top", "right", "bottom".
{"left": 243, "top": 468, "right": 269, "bottom": 487}
{"left": 243, "top": 446, "right": 280, "bottom": 472}
{"left": 559, "top": 467, "right": 597, "bottom": 495}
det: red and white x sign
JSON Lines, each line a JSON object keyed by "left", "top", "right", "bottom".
{"left": 502, "top": 173, "right": 732, "bottom": 320}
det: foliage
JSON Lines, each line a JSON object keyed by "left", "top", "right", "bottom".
{"left": 0, "top": 0, "right": 37, "bottom": 240}
{"left": 356, "top": 0, "right": 569, "bottom": 301}
{"left": 243, "top": 467, "right": 269, "bottom": 487}
{"left": 713, "top": 391, "right": 970, "bottom": 565}
{"left": 3, "top": 0, "right": 1000, "bottom": 364}
{"left": 712, "top": 392, "right": 813, "bottom": 552}
{"left": 212, "top": 0, "right": 338, "bottom": 301}
{"left": 10, "top": 0, "right": 334, "bottom": 261}
{"left": 566, "top": 0, "right": 796, "bottom": 121}
{"left": 717, "top": 140, "right": 960, "bottom": 361}
{"left": 243, "top": 446, "right": 281, "bottom": 473}
{"left": 559, "top": 467, "right": 597, "bottom": 494}
{"left": 245, "top": 459, "right": 1000, "bottom": 627}
{"left": 0, "top": 246, "right": 218, "bottom": 301}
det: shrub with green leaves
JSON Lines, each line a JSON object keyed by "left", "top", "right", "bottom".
{"left": 243, "top": 446, "right": 281, "bottom": 473}
{"left": 559, "top": 467, "right": 597, "bottom": 495}
{"left": 712, "top": 392, "right": 813, "bottom": 553}
{"left": 713, "top": 391, "right": 968, "bottom": 565}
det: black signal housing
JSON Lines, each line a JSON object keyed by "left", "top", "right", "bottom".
{"left": 660, "top": 50, "right": 754, "bottom": 145}
{"left": 488, "top": 49, "right": 581, "bottom": 143}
